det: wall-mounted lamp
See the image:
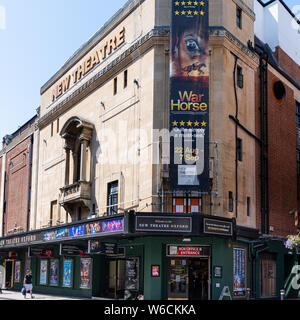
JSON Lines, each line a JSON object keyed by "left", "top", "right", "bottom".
{"left": 100, "top": 101, "right": 105, "bottom": 109}
{"left": 134, "top": 79, "right": 140, "bottom": 88}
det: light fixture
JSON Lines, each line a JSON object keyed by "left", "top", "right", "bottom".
{"left": 134, "top": 79, "right": 140, "bottom": 88}
{"left": 182, "top": 238, "right": 191, "bottom": 242}
{"left": 100, "top": 101, "right": 105, "bottom": 109}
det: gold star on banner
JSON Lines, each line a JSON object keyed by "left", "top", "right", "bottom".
{"left": 200, "top": 1, "right": 205, "bottom": 6}
{"left": 187, "top": 1, "right": 192, "bottom": 5}
{"left": 200, "top": 10, "right": 205, "bottom": 15}
{"left": 181, "top": 1, "right": 186, "bottom": 5}
{"left": 175, "top": 1, "right": 180, "bottom": 5}
{"left": 194, "top": 121, "right": 200, "bottom": 127}
{"left": 201, "top": 121, "right": 207, "bottom": 127}
{"left": 175, "top": 10, "right": 180, "bottom": 15}
{"left": 181, "top": 10, "right": 186, "bottom": 15}
{"left": 187, "top": 10, "right": 192, "bottom": 15}
{"left": 194, "top": 1, "right": 198, "bottom": 5}
{"left": 194, "top": 10, "right": 198, "bottom": 15}
{"left": 187, "top": 120, "right": 193, "bottom": 127}
{"left": 180, "top": 121, "right": 185, "bottom": 126}
{"left": 172, "top": 121, "right": 179, "bottom": 127}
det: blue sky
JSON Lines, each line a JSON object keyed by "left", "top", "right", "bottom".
{"left": 0, "top": 0, "right": 299, "bottom": 140}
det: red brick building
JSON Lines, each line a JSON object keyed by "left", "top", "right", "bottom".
{"left": 0, "top": 115, "right": 38, "bottom": 237}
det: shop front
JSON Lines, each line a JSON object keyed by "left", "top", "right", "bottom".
{"left": 0, "top": 214, "right": 131, "bottom": 298}
{"left": 131, "top": 212, "right": 257, "bottom": 300}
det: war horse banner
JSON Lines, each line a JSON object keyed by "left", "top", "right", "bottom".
{"left": 169, "top": 0, "right": 210, "bottom": 191}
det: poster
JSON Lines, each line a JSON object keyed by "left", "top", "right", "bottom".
{"left": 233, "top": 247, "right": 247, "bottom": 297}
{"left": 125, "top": 259, "right": 139, "bottom": 291}
{"left": 62, "top": 259, "right": 73, "bottom": 288}
{"left": 152, "top": 265, "right": 160, "bottom": 277}
{"left": 80, "top": 258, "right": 92, "bottom": 289}
{"left": 169, "top": 0, "right": 210, "bottom": 191}
{"left": 40, "top": 260, "right": 48, "bottom": 285}
{"left": 14, "top": 261, "right": 21, "bottom": 283}
{"left": 49, "top": 259, "right": 59, "bottom": 286}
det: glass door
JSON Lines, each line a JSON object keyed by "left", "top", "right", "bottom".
{"left": 168, "top": 259, "right": 188, "bottom": 300}
{"left": 106, "top": 259, "right": 126, "bottom": 299}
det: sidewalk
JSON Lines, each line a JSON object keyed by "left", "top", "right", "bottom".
{"left": 0, "top": 289, "right": 88, "bottom": 300}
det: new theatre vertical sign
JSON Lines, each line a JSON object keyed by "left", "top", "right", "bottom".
{"left": 170, "top": 0, "right": 209, "bottom": 190}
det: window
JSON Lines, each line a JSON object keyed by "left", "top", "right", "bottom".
{"left": 247, "top": 197, "right": 251, "bottom": 217}
{"left": 236, "top": 7, "right": 242, "bottom": 29}
{"left": 172, "top": 197, "right": 202, "bottom": 213}
{"left": 78, "top": 207, "right": 82, "bottom": 221}
{"left": 108, "top": 181, "right": 119, "bottom": 215}
{"left": 124, "top": 70, "right": 128, "bottom": 88}
{"left": 50, "top": 200, "right": 58, "bottom": 227}
{"left": 273, "top": 81, "right": 286, "bottom": 100}
{"left": 296, "top": 101, "right": 300, "bottom": 127}
{"left": 57, "top": 118, "right": 60, "bottom": 133}
{"left": 229, "top": 191, "right": 234, "bottom": 212}
{"left": 51, "top": 122, "right": 54, "bottom": 137}
{"left": 237, "top": 138, "right": 243, "bottom": 161}
{"left": 237, "top": 66, "right": 244, "bottom": 88}
{"left": 113, "top": 77, "right": 118, "bottom": 95}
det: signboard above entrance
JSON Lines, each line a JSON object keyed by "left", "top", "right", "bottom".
{"left": 135, "top": 216, "right": 192, "bottom": 233}
{"left": 167, "top": 245, "right": 210, "bottom": 257}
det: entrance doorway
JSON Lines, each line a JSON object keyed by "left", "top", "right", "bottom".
{"left": 168, "top": 259, "right": 210, "bottom": 300}
{"left": 260, "top": 254, "right": 277, "bottom": 297}
{"left": 105, "top": 259, "right": 126, "bottom": 299}
{"left": 4, "top": 260, "right": 14, "bottom": 289}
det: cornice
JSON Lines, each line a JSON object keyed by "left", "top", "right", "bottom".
{"left": 209, "top": 26, "right": 259, "bottom": 66}
{"left": 40, "top": 0, "right": 145, "bottom": 95}
{"left": 38, "top": 28, "right": 170, "bottom": 130}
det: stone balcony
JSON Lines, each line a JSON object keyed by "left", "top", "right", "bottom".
{"left": 59, "top": 181, "right": 91, "bottom": 210}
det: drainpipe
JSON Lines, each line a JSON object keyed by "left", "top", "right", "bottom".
{"left": 26, "top": 134, "right": 34, "bottom": 232}
{"left": 257, "top": 44, "right": 270, "bottom": 235}
{"left": 232, "top": 53, "right": 239, "bottom": 218}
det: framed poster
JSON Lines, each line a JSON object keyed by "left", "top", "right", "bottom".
{"left": 14, "top": 261, "right": 21, "bottom": 283}
{"left": 233, "top": 247, "right": 247, "bottom": 297}
{"left": 49, "top": 259, "right": 59, "bottom": 286}
{"left": 125, "top": 258, "right": 139, "bottom": 291}
{"left": 40, "top": 260, "right": 48, "bottom": 285}
{"left": 80, "top": 258, "right": 92, "bottom": 289}
{"left": 213, "top": 266, "right": 223, "bottom": 278}
{"left": 62, "top": 258, "right": 73, "bottom": 288}
{"left": 151, "top": 265, "right": 160, "bottom": 277}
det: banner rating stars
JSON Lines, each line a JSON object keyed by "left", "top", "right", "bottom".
{"left": 174, "top": 0, "right": 206, "bottom": 16}
{"left": 172, "top": 120, "right": 207, "bottom": 128}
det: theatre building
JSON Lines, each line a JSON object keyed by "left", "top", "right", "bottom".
{"left": 1, "top": 0, "right": 292, "bottom": 300}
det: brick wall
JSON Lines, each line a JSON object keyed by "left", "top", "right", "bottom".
{"left": 274, "top": 46, "right": 300, "bottom": 85}
{"left": 255, "top": 68, "right": 298, "bottom": 237}
{"left": 3, "top": 136, "right": 32, "bottom": 236}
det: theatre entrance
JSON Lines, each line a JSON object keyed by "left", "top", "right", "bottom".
{"left": 168, "top": 258, "right": 210, "bottom": 300}
{"left": 4, "top": 260, "right": 14, "bottom": 289}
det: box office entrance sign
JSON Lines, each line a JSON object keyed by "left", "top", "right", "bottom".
{"left": 167, "top": 245, "right": 210, "bottom": 257}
